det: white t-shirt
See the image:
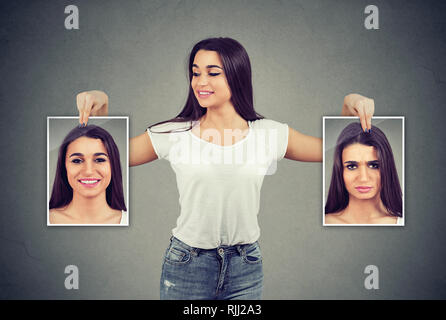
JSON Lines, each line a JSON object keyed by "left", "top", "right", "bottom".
{"left": 147, "top": 118, "right": 289, "bottom": 249}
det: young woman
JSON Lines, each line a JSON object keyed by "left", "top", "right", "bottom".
{"left": 324, "top": 122, "right": 403, "bottom": 225}
{"left": 49, "top": 124, "right": 127, "bottom": 225}
{"left": 75, "top": 37, "right": 375, "bottom": 299}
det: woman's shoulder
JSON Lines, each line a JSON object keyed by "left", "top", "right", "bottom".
{"left": 374, "top": 215, "right": 400, "bottom": 225}
{"left": 49, "top": 207, "right": 71, "bottom": 224}
{"left": 324, "top": 212, "right": 346, "bottom": 224}
{"left": 148, "top": 120, "right": 194, "bottom": 133}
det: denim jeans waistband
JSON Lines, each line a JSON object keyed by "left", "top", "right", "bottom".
{"left": 170, "top": 236, "right": 258, "bottom": 256}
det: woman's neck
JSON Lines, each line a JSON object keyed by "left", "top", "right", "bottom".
{"left": 200, "top": 103, "right": 247, "bottom": 130}
{"left": 66, "top": 192, "right": 112, "bottom": 223}
{"left": 341, "top": 197, "right": 389, "bottom": 223}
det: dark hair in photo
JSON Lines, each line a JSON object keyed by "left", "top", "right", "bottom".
{"left": 148, "top": 37, "right": 264, "bottom": 133}
{"left": 325, "top": 122, "right": 402, "bottom": 217}
{"left": 49, "top": 124, "right": 127, "bottom": 211}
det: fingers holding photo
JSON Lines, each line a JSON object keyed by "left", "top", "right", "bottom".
{"left": 76, "top": 91, "right": 109, "bottom": 126}
{"left": 342, "top": 94, "right": 375, "bottom": 132}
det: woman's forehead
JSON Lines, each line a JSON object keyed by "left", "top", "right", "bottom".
{"left": 342, "top": 143, "right": 378, "bottom": 160}
{"left": 66, "top": 136, "right": 107, "bottom": 155}
{"left": 193, "top": 50, "right": 223, "bottom": 67}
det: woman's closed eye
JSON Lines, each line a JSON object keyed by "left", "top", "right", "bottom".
{"left": 192, "top": 72, "right": 221, "bottom": 77}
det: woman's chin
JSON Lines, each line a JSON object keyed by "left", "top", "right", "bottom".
{"left": 74, "top": 189, "right": 106, "bottom": 200}
{"left": 350, "top": 192, "right": 379, "bottom": 201}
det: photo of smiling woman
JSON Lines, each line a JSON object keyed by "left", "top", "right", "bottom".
{"left": 48, "top": 120, "right": 128, "bottom": 225}
{"left": 324, "top": 118, "right": 403, "bottom": 225}
{"left": 76, "top": 37, "right": 376, "bottom": 299}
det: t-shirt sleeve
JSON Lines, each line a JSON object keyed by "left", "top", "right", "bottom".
{"left": 146, "top": 122, "right": 189, "bottom": 160}
{"left": 252, "top": 119, "right": 289, "bottom": 161}
{"left": 274, "top": 121, "right": 289, "bottom": 161}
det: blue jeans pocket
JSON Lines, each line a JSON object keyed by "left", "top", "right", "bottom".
{"left": 164, "top": 241, "right": 191, "bottom": 265}
{"left": 241, "top": 242, "right": 262, "bottom": 265}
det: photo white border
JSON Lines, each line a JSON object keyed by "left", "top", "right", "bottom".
{"left": 322, "top": 116, "right": 405, "bottom": 227}
{"left": 47, "top": 116, "right": 129, "bottom": 227}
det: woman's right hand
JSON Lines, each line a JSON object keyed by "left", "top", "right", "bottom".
{"left": 76, "top": 90, "right": 109, "bottom": 126}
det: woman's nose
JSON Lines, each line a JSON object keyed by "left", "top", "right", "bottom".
{"left": 358, "top": 166, "right": 369, "bottom": 181}
{"left": 83, "top": 161, "right": 94, "bottom": 175}
{"left": 197, "top": 75, "right": 208, "bottom": 86}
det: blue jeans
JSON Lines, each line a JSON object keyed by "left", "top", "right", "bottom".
{"left": 160, "top": 236, "right": 263, "bottom": 300}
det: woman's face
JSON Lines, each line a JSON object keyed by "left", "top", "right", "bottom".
{"left": 191, "top": 50, "right": 232, "bottom": 109}
{"left": 342, "top": 143, "right": 381, "bottom": 201}
{"left": 65, "top": 137, "right": 112, "bottom": 199}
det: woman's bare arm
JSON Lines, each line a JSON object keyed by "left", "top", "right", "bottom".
{"left": 285, "top": 93, "right": 375, "bottom": 162}
{"left": 285, "top": 129, "right": 322, "bottom": 162}
{"left": 129, "top": 132, "right": 158, "bottom": 166}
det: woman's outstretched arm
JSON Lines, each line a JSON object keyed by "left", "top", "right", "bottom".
{"left": 76, "top": 90, "right": 158, "bottom": 167}
{"left": 285, "top": 93, "right": 375, "bottom": 162}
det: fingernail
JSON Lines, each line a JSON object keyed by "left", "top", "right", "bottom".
{"left": 369, "top": 128, "right": 372, "bottom": 133}
{"left": 83, "top": 123, "right": 86, "bottom": 127}
{"left": 78, "top": 124, "right": 82, "bottom": 128}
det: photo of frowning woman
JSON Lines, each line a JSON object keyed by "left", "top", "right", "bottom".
{"left": 324, "top": 121, "right": 403, "bottom": 225}
{"left": 49, "top": 124, "right": 127, "bottom": 225}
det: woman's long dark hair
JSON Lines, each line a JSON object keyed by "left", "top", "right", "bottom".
{"left": 49, "top": 125, "right": 127, "bottom": 211}
{"left": 325, "top": 122, "right": 402, "bottom": 217}
{"left": 148, "top": 37, "right": 264, "bottom": 133}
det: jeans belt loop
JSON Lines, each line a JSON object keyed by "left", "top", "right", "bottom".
{"left": 192, "top": 247, "right": 200, "bottom": 256}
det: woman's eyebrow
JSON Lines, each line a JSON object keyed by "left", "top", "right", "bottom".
{"left": 69, "top": 152, "right": 109, "bottom": 157}
{"left": 343, "top": 160, "right": 378, "bottom": 164}
{"left": 94, "top": 152, "right": 109, "bottom": 157}
{"left": 192, "top": 64, "right": 223, "bottom": 70}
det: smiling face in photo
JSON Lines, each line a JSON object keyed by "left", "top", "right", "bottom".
{"left": 191, "top": 50, "right": 232, "bottom": 109}
{"left": 342, "top": 143, "right": 381, "bottom": 202}
{"left": 65, "top": 136, "right": 112, "bottom": 199}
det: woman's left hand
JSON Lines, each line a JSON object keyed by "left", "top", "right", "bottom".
{"left": 342, "top": 93, "right": 375, "bottom": 132}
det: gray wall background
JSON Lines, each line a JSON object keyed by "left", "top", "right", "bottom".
{"left": 0, "top": 0, "right": 445, "bottom": 299}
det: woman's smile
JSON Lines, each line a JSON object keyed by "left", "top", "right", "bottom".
{"left": 78, "top": 178, "right": 102, "bottom": 188}
{"left": 197, "top": 90, "right": 214, "bottom": 99}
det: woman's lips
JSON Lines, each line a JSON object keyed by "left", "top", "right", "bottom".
{"left": 355, "top": 186, "right": 372, "bottom": 193}
{"left": 197, "top": 90, "right": 214, "bottom": 99}
{"left": 79, "top": 179, "right": 101, "bottom": 188}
